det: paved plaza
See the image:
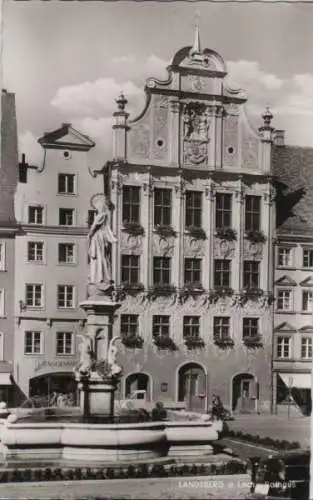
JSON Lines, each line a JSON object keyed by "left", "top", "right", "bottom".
{"left": 227, "top": 414, "right": 310, "bottom": 448}
{"left": 0, "top": 475, "right": 251, "bottom": 500}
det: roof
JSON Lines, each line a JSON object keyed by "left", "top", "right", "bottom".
{"left": 273, "top": 145, "right": 313, "bottom": 235}
{"left": 38, "top": 123, "right": 95, "bottom": 151}
{"left": 0, "top": 90, "right": 19, "bottom": 225}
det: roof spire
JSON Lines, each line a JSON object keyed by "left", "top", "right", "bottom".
{"left": 190, "top": 10, "right": 201, "bottom": 56}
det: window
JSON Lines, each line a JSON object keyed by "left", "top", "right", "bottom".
{"left": 59, "top": 208, "right": 74, "bottom": 226}
{"left": 57, "top": 285, "right": 75, "bottom": 308}
{"left": 87, "top": 210, "right": 96, "bottom": 228}
{"left": 152, "top": 316, "right": 170, "bottom": 338}
{"left": 301, "top": 337, "right": 312, "bottom": 359}
{"left": 184, "top": 258, "right": 201, "bottom": 286}
{"left": 24, "top": 331, "right": 42, "bottom": 354}
{"left": 214, "top": 259, "right": 231, "bottom": 288}
{"left": 27, "top": 242, "right": 44, "bottom": 263}
{"left": 122, "top": 186, "right": 140, "bottom": 223}
{"left": 25, "top": 284, "right": 43, "bottom": 308}
{"left": 121, "top": 314, "right": 138, "bottom": 337}
{"left": 154, "top": 188, "right": 172, "bottom": 226}
{"left": 214, "top": 317, "right": 230, "bottom": 340}
{"left": 0, "top": 290, "right": 4, "bottom": 317}
{"left": 28, "top": 206, "right": 43, "bottom": 224}
{"left": 185, "top": 191, "right": 202, "bottom": 228}
{"left": 183, "top": 316, "right": 200, "bottom": 339}
{"left": 58, "top": 243, "right": 75, "bottom": 264}
{"left": 302, "top": 290, "right": 313, "bottom": 312}
{"left": 121, "top": 255, "right": 140, "bottom": 285}
{"left": 277, "top": 247, "right": 293, "bottom": 267}
{"left": 58, "top": 174, "right": 75, "bottom": 194}
{"left": 243, "top": 318, "right": 259, "bottom": 339}
{"left": 245, "top": 196, "right": 261, "bottom": 231}
{"left": 277, "top": 289, "right": 292, "bottom": 311}
{"left": 303, "top": 248, "right": 313, "bottom": 268}
{"left": 215, "top": 193, "right": 232, "bottom": 229}
{"left": 153, "top": 257, "right": 171, "bottom": 285}
{"left": 243, "top": 261, "right": 260, "bottom": 289}
{"left": 277, "top": 336, "right": 291, "bottom": 359}
{"left": 56, "top": 332, "right": 73, "bottom": 355}
{"left": 0, "top": 242, "right": 5, "bottom": 271}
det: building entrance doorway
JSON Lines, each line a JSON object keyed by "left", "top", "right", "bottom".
{"left": 232, "top": 373, "right": 257, "bottom": 413}
{"left": 124, "top": 373, "right": 151, "bottom": 400}
{"left": 178, "top": 362, "right": 206, "bottom": 412}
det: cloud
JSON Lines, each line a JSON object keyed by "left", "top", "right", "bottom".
{"left": 109, "top": 54, "right": 170, "bottom": 83}
{"left": 51, "top": 78, "right": 144, "bottom": 116}
{"left": 18, "top": 130, "right": 43, "bottom": 165}
{"left": 227, "top": 60, "right": 284, "bottom": 91}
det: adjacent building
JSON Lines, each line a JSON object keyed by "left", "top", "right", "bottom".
{"left": 13, "top": 124, "right": 103, "bottom": 400}
{"left": 0, "top": 90, "right": 19, "bottom": 405}
{"left": 106, "top": 36, "right": 276, "bottom": 413}
{"left": 273, "top": 143, "right": 313, "bottom": 416}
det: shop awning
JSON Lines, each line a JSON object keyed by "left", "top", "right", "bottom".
{"left": 279, "top": 373, "right": 311, "bottom": 389}
{"left": 0, "top": 373, "right": 12, "bottom": 386}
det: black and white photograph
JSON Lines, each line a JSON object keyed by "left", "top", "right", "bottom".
{"left": 0, "top": 1, "right": 312, "bottom": 498}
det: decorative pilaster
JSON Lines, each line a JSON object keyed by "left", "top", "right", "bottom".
{"left": 175, "top": 172, "right": 185, "bottom": 289}
{"left": 111, "top": 173, "right": 122, "bottom": 286}
{"left": 262, "top": 181, "right": 274, "bottom": 292}
{"left": 204, "top": 177, "right": 214, "bottom": 290}
{"left": 143, "top": 173, "right": 153, "bottom": 287}
{"left": 169, "top": 99, "right": 180, "bottom": 166}
{"left": 209, "top": 105, "right": 223, "bottom": 169}
{"left": 258, "top": 107, "right": 274, "bottom": 174}
{"left": 235, "top": 177, "right": 245, "bottom": 291}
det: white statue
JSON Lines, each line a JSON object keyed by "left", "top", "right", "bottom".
{"left": 108, "top": 336, "right": 122, "bottom": 377}
{"left": 77, "top": 336, "right": 93, "bottom": 373}
{"left": 88, "top": 194, "right": 117, "bottom": 288}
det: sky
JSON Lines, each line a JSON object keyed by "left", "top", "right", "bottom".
{"left": 2, "top": 1, "right": 313, "bottom": 168}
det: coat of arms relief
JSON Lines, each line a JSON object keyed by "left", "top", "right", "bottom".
{"left": 183, "top": 101, "right": 210, "bottom": 166}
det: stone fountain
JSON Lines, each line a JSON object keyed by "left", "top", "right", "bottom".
{"left": 0, "top": 193, "right": 219, "bottom": 465}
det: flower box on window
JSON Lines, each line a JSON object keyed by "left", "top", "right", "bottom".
{"left": 123, "top": 221, "right": 145, "bottom": 236}
{"left": 213, "top": 337, "right": 234, "bottom": 349}
{"left": 122, "top": 334, "right": 144, "bottom": 349}
{"left": 246, "top": 230, "right": 266, "bottom": 244}
{"left": 239, "top": 288, "right": 264, "bottom": 305}
{"left": 186, "top": 226, "right": 207, "bottom": 240}
{"left": 151, "top": 284, "right": 176, "bottom": 297}
{"left": 153, "top": 335, "right": 177, "bottom": 351}
{"left": 184, "top": 337, "right": 205, "bottom": 350}
{"left": 154, "top": 225, "right": 177, "bottom": 238}
{"left": 183, "top": 283, "right": 204, "bottom": 295}
{"left": 210, "top": 287, "right": 234, "bottom": 303}
{"left": 216, "top": 228, "right": 237, "bottom": 241}
{"left": 243, "top": 334, "right": 263, "bottom": 348}
{"left": 121, "top": 283, "right": 145, "bottom": 296}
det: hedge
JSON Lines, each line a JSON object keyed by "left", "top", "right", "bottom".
{"left": 0, "top": 459, "right": 247, "bottom": 483}
{"left": 223, "top": 429, "right": 300, "bottom": 450}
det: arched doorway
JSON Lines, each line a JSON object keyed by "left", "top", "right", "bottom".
{"left": 178, "top": 362, "right": 207, "bottom": 412}
{"left": 125, "top": 373, "right": 151, "bottom": 401}
{"left": 232, "top": 373, "right": 257, "bottom": 413}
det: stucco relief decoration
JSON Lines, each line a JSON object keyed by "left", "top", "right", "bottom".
{"left": 151, "top": 96, "right": 168, "bottom": 160}
{"left": 152, "top": 234, "right": 175, "bottom": 256}
{"left": 244, "top": 239, "right": 263, "bottom": 260}
{"left": 214, "top": 239, "right": 235, "bottom": 259}
{"left": 242, "top": 128, "right": 259, "bottom": 170}
{"left": 183, "top": 102, "right": 209, "bottom": 166}
{"left": 184, "top": 235, "right": 205, "bottom": 256}
{"left": 120, "top": 231, "right": 143, "bottom": 253}
{"left": 128, "top": 123, "right": 150, "bottom": 159}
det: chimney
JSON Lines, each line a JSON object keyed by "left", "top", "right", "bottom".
{"left": 273, "top": 129, "right": 285, "bottom": 147}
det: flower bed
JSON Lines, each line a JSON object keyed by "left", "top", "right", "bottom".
{"left": 223, "top": 429, "right": 300, "bottom": 451}
{"left": 186, "top": 226, "right": 206, "bottom": 240}
{"left": 122, "top": 221, "right": 145, "bottom": 236}
{"left": 154, "top": 225, "right": 177, "bottom": 238}
{"left": 0, "top": 459, "right": 247, "bottom": 483}
{"left": 122, "top": 334, "right": 144, "bottom": 349}
{"left": 216, "top": 227, "right": 237, "bottom": 241}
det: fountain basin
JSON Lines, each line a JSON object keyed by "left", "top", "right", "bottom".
{"left": 165, "top": 421, "right": 218, "bottom": 457}
{"left": 1, "top": 421, "right": 168, "bottom": 464}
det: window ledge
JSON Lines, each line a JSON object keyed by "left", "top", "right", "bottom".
{"left": 24, "top": 353, "right": 43, "bottom": 357}
{"left": 26, "top": 261, "right": 45, "bottom": 266}
{"left": 57, "top": 263, "right": 77, "bottom": 267}
{"left": 276, "top": 266, "right": 296, "bottom": 270}
{"left": 275, "top": 310, "right": 295, "bottom": 314}
{"left": 56, "top": 193, "right": 77, "bottom": 197}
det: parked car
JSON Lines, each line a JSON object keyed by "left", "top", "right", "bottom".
{"left": 248, "top": 449, "right": 310, "bottom": 499}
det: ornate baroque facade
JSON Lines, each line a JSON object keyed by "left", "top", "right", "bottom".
{"left": 107, "top": 40, "right": 275, "bottom": 413}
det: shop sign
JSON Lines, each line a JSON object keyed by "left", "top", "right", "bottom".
{"left": 34, "top": 359, "right": 77, "bottom": 374}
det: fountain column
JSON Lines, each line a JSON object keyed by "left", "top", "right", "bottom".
{"left": 78, "top": 295, "right": 121, "bottom": 420}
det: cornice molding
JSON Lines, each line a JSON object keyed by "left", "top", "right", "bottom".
{"left": 20, "top": 225, "right": 89, "bottom": 236}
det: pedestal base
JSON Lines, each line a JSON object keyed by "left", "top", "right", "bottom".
{"left": 78, "top": 372, "right": 117, "bottom": 418}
